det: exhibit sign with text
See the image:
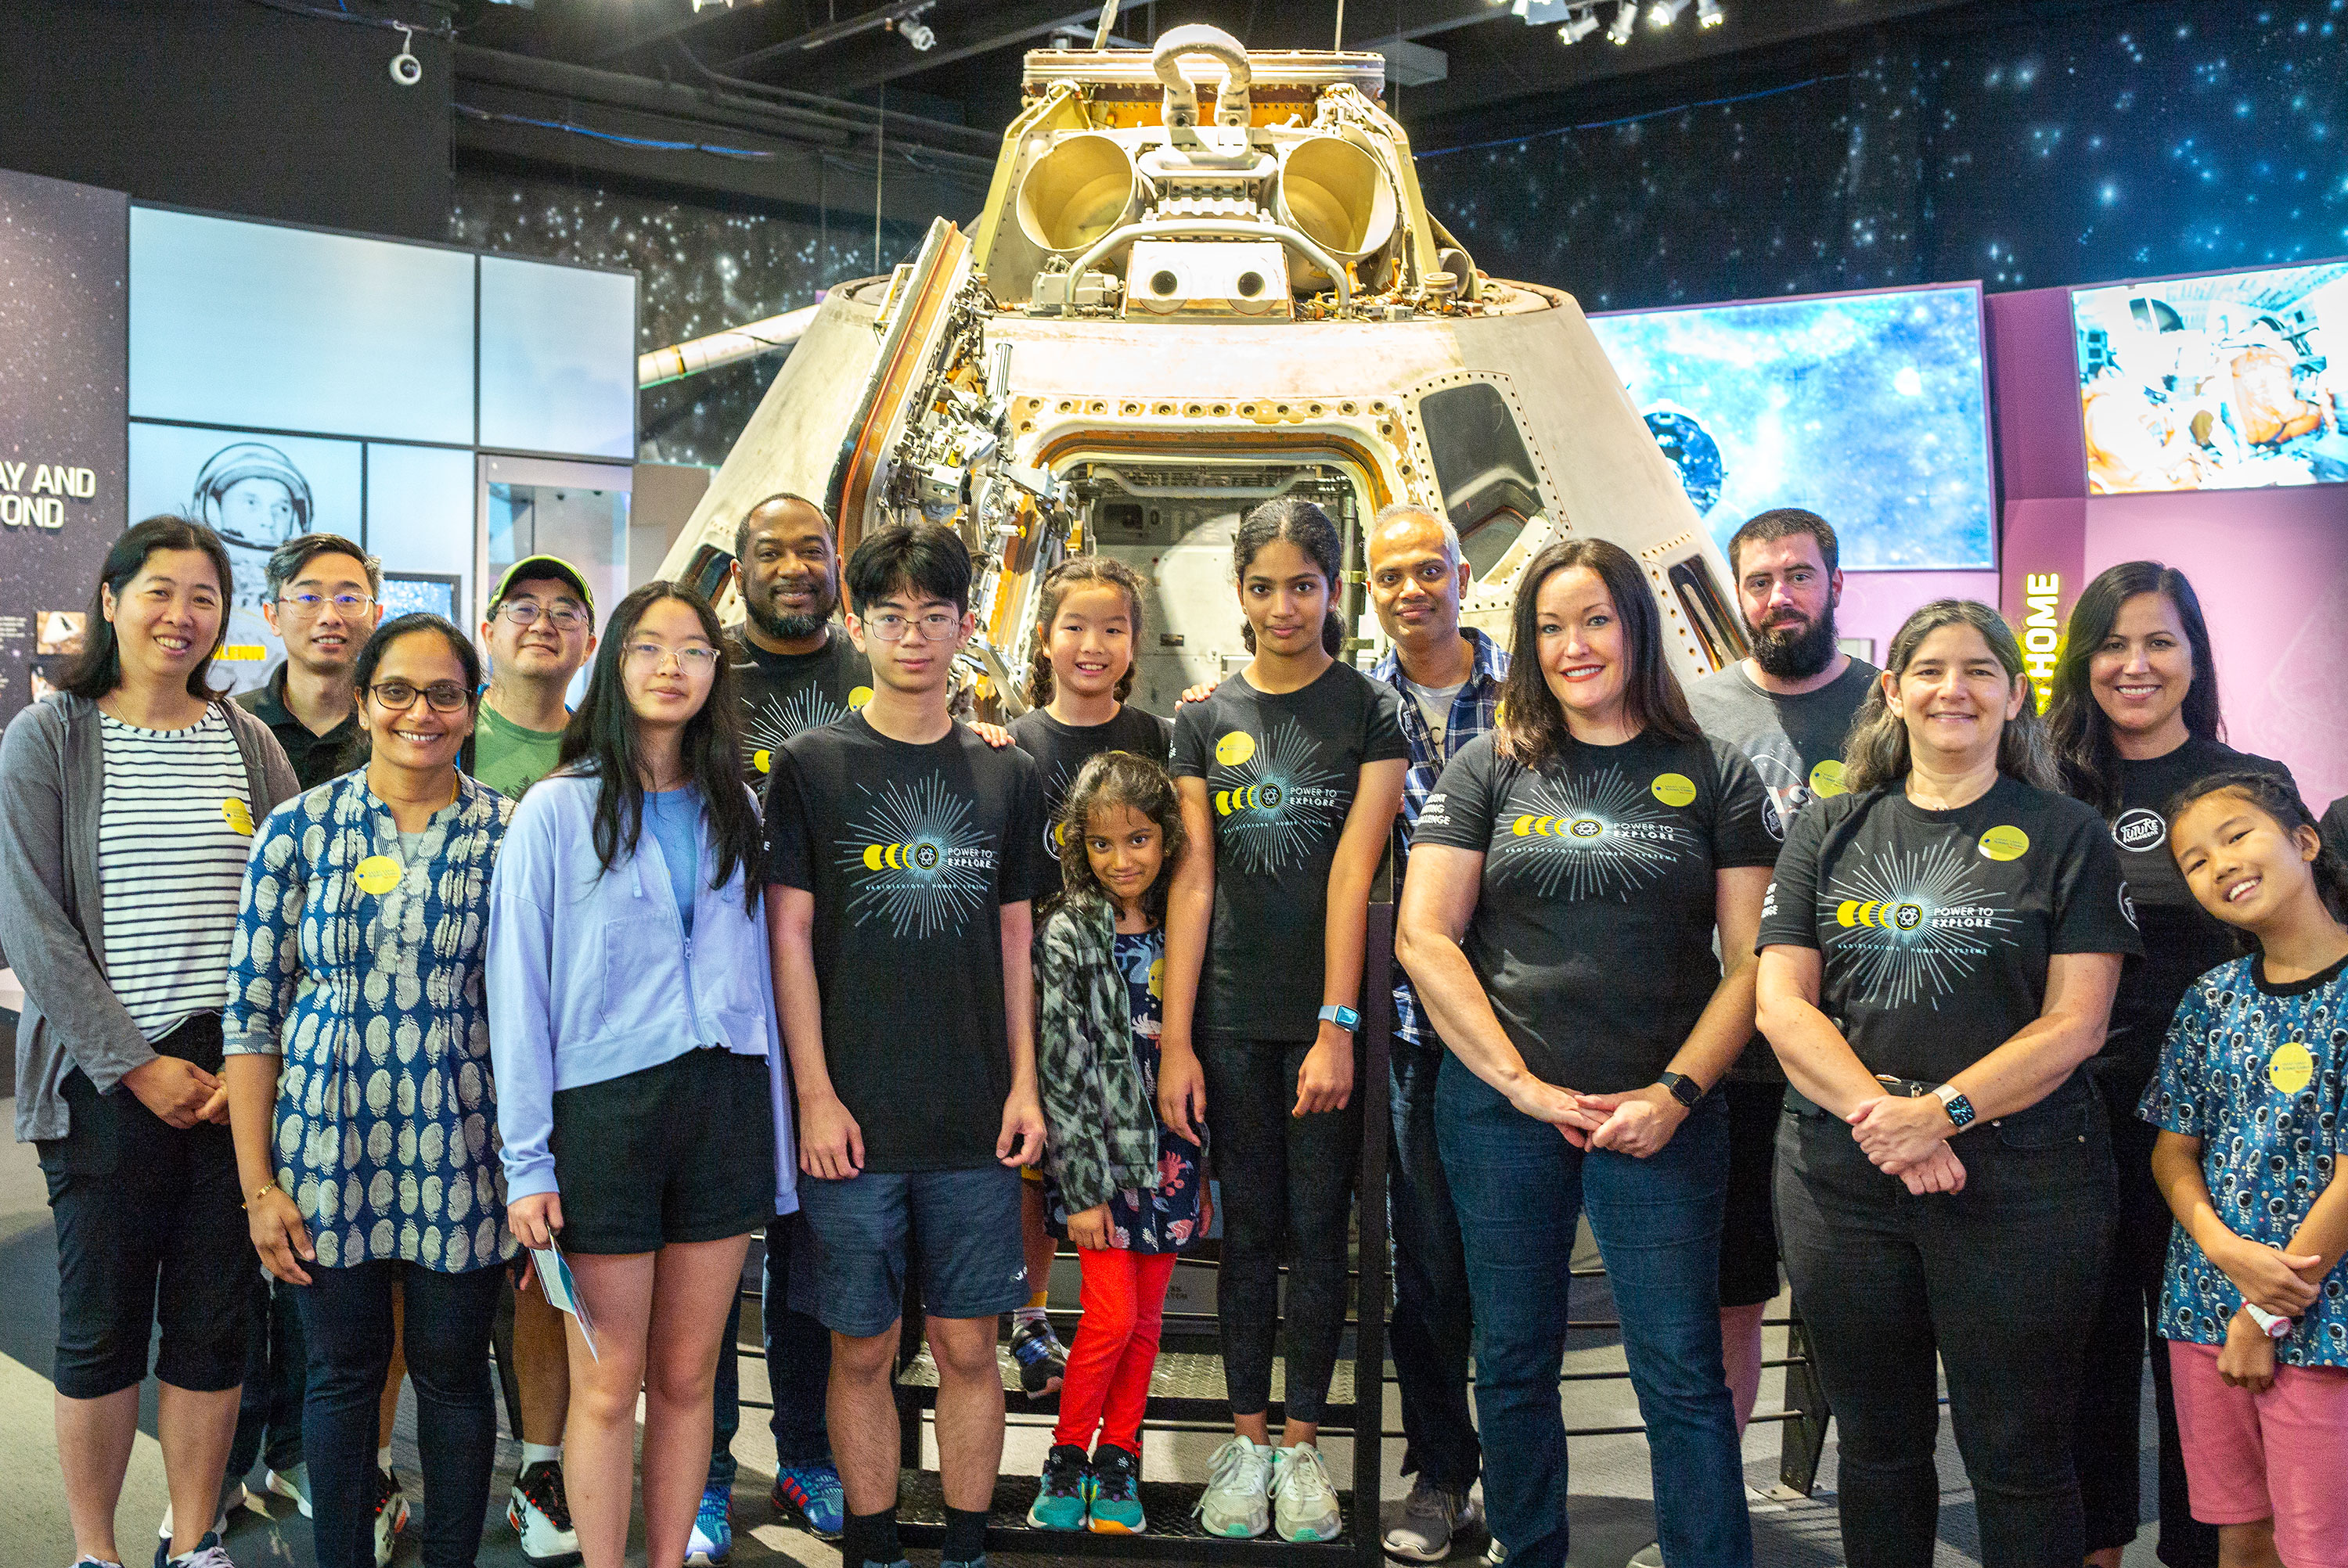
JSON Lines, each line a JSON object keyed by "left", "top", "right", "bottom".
{"left": 0, "top": 167, "right": 127, "bottom": 724}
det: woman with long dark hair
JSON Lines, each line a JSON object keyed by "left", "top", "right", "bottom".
{"left": 1159, "top": 498, "right": 1409, "bottom": 1543}
{"left": 1396, "top": 538, "right": 1774, "bottom": 1568}
{"left": 1758, "top": 599, "right": 2139, "bottom": 1568}
{"left": 2045, "top": 562, "right": 2292, "bottom": 1568}
{"left": 488, "top": 582, "right": 794, "bottom": 1568}
{"left": 225, "top": 613, "right": 516, "bottom": 1568}
{"left": 0, "top": 516, "right": 299, "bottom": 1568}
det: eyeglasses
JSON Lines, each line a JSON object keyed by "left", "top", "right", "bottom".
{"left": 367, "top": 681, "right": 471, "bottom": 713}
{"left": 279, "top": 592, "right": 374, "bottom": 615}
{"left": 495, "top": 600, "right": 590, "bottom": 631}
{"left": 863, "top": 610, "right": 963, "bottom": 643}
{"left": 621, "top": 642, "right": 719, "bottom": 673}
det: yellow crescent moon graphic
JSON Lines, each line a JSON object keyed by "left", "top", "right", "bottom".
{"left": 753, "top": 749, "right": 772, "bottom": 774}
{"left": 1858, "top": 901, "right": 1882, "bottom": 927}
{"left": 863, "top": 844, "right": 888, "bottom": 870}
{"left": 885, "top": 842, "right": 906, "bottom": 869}
{"left": 1512, "top": 815, "right": 1537, "bottom": 836}
{"left": 1533, "top": 816, "right": 1558, "bottom": 837}
{"left": 1836, "top": 899, "right": 1864, "bottom": 927}
{"left": 1215, "top": 790, "right": 1234, "bottom": 815}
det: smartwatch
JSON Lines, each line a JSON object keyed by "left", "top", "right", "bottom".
{"left": 1658, "top": 1070, "right": 1705, "bottom": 1110}
{"left": 1317, "top": 1004, "right": 1360, "bottom": 1033}
{"left": 1932, "top": 1082, "right": 1977, "bottom": 1131}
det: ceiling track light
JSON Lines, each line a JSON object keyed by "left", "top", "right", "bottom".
{"left": 1697, "top": 0, "right": 1724, "bottom": 23}
{"left": 1607, "top": 0, "right": 1638, "bottom": 43}
{"left": 1648, "top": 0, "right": 1691, "bottom": 27}
{"left": 1558, "top": 10, "right": 1601, "bottom": 43}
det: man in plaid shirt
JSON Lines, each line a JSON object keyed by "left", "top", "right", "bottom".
{"left": 1364, "top": 504, "right": 1507, "bottom": 1563}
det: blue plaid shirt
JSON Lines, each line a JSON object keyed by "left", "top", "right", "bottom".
{"left": 1372, "top": 628, "right": 1508, "bottom": 1052}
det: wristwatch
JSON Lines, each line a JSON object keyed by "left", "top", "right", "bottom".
{"left": 1932, "top": 1082, "right": 1977, "bottom": 1131}
{"left": 1658, "top": 1070, "right": 1705, "bottom": 1110}
{"left": 2244, "top": 1302, "right": 2295, "bottom": 1340}
{"left": 1317, "top": 1004, "right": 1360, "bottom": 1033}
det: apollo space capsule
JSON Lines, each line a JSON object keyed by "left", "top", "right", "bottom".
{"left": 654, "top": 23, "right": 1748, "bottom": 712}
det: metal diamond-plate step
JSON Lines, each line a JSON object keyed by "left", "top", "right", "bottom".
{"left": 890, "top": 1464, "right": 1363, "bottom": 1563}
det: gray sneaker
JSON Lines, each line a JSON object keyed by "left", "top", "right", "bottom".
{"left": 1195, "top": 1436, "right": 1273, "bottom": 1538}
{"left": 1271, "top": 1443, "right": 1342, "bottom": 1543}
{"left": 1384, "top": 1478, "right": 1482, "bottom": 1563}
{"left": 1626, "top": 1546, "right": 1664, "bottom": 1568}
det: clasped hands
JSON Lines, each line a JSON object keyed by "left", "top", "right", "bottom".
{"left": 1846, "top": 1093, "right": 1967, "bottom": 1194}
{"left": 1509, "top": 1078, "right": 1686, "bottom": 1158}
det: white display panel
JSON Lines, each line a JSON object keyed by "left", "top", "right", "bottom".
{"left": 129, "top": 207, "right": 475, "bottom": 444}
{"left": 478, "top": 256, "right": 636, "bottom": 459}
{"left": 367, "top": 443, "right": 479, "bottom": 628}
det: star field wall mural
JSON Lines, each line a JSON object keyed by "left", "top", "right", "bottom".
{"left": 450, "top": 171, "right": 945, "bottom": 468}
{"left": 1422, "top": 1, "right": 2348, "bottom": 315}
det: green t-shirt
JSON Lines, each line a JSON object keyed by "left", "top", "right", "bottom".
{"left": 471, "top": 703, "right": 566, "bottom": 798}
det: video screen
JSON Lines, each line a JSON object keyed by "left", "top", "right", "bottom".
{"left": 2073, "top": 262, "right": 2348, "bottom": 493}
{"left": 380, "top": 572, "right": 460, "bottom": 622}
{"left": 1587, "top": 284, "right": 1997, "bottom": 570}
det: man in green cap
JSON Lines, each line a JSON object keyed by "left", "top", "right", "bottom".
{"left": 470, "top": 556, "right": 599, "bottom": 799}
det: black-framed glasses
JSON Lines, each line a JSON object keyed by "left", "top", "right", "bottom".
{"left": 366, "top": 681, "right": 472, "bottom": 713}
{"left": 863, "top": 610, "right": 962, "bottom": 643}
{"left": 279, "top": 592, "right": 374, "bottom": 615}
{"left": 495, "top": 600, "right": 589, "bottom": 630}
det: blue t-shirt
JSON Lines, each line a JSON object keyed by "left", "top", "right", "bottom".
{"left": 2141, "top": 951, "right": 2348, "bottom": 1367}
{"left": 645, "top": 787, "right": 701, "bottom": 938}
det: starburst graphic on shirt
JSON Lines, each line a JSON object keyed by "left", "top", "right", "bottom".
{"left": 1489, "top": 764, "right": 1688, "bottom": 901}
{"left": 1820, "top": 839, "right": 2018, "bottom": 1008}
{"left": 1211, "top": 717, "right": 1349, "bottom": 876}
{"left": 835, "top": 772, "right": 998, "bottom": 939}
{"left": 741, "top": 686, "right": 855, "bottom": 776}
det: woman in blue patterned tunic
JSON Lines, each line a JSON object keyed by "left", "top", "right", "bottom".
{"left": 223, "top": 613, "right": 517, "bottom": 1568}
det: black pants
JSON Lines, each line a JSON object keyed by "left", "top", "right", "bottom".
{"left": 294, "top": 1260, "right": 503, "bottom": 1568}
{"left": 1199, "top": 1034, "right": 1362, "bottom": 1424}
{"left": 1388, "top": 1038, "right": 1479, "bottom": 1488}
{"left": 2073, "top": 1088, "right": 2217, "bottom": 1568}
{"left": 227, "top": 1271, "right": 306, "bottom": 1479}
{"left": 1776, "top": 1076, "right": 2115, "bottom": 1568}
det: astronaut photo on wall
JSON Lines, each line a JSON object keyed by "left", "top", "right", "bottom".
{"left": 188, "top": 440, "right": 313, "bottom": 694}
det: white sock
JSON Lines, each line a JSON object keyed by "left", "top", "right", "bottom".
{"left": 377, "top": 1445, "right": 393, "bottom": 1472}
{"left": 523, "top": 1442, "right": 562, "bottom": 1469}
{"left": 1014, "top": 1304, "right": 1050, "bottom": 1327}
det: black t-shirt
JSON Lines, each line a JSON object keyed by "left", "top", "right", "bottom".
{"left": 726, "top": 625, "right": 873, "bottom": 787}
{"left": 1757, "top": 775, "right": 2143, "bottom": 1085}
{"left": 2088, "top": 736, "right": 2293, "bottom": 1098}
{"left": 1414, "top": 728, "right": 1778, "bottom": 1091}
{"left": 1009, "top": 703, "right": 1174, "bottom": 864}
{"left": 762, "top": 714, "right": 1044, "bottom": 1172}
{"left": 1170, "top": 662, "right": 1410, "bottom": 1041}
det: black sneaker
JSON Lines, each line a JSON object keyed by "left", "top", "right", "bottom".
{"left": 507, "top": 1458, "right": 581, "bottom": 1566}
{"left": 1007, "top": 1316, "right": 1067, "bottom": 1397}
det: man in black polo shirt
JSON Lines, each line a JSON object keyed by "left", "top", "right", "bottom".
{"left": 236, "top": 534, "right": 384, "bottom": 789}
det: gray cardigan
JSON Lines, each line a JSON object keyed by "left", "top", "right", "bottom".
{"left": 0, "top": 691, "right": 300, "bottom": 1143}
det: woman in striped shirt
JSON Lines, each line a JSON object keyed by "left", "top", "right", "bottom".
{"left": 0, "top": 516, "right": 300, "bottom": 1568}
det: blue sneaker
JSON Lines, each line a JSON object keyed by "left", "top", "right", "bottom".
{"left": 1086, "top": 1442, "right": 1146, "bottom": 1533}
{"left": 1026, "top": 1443, "right": 1090, "bottom": 1530}
{"left": 772, "top": 1461, "right": 845, "bottom": 1538}
{"left": 685, "top": 1483, "right": 731, "bottom": 1566}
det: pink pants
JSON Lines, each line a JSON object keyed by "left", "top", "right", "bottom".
{"left": 1053, "top": 1248, "right": 1178, "bottom": 1457}
{"left": 2167, "top": 1340, "right": 2348, "bottom": 1567}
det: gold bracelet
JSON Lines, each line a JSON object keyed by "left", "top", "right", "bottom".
{"left": 245, "top": 1181, "right": 278, "bottom": 1209}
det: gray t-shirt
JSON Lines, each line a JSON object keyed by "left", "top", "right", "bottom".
{"left": 1402, "top": 676, "right": 1466, "bottom": 754}
{"left": 1686, "top": 656, "right": 1881, "bottom": 1077}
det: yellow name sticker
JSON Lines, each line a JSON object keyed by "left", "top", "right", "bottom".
{"left": 1978, "top": 825, "right": 2030, "bottom": 861}
{"left": 1810, "top": 758, "right": 1846, "bottom": 798}
{"left": 221, "top": 798, "right": 254, "bottom": 835}
{"left": 848, "top": 685, "right": 873, "bottom": 710}
{"left": 352, "top": 855, "right": 403, "bottom": 894}
{"left": 1651, "top": 771, "right": 1697, "bottom": 808}
{"left": 1215, "top": 731, "right": 1257, "bottom": 767}
{"left": 2270, "top": 1041, "right": 2314, "bottom": 1096}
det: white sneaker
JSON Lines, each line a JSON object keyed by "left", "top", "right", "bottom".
{"left": 265, "top": 1464, "right": 312, "bottom": 1519}
{"left": 507, "top": 1458, "right": 582, "bottom": 1566}
{"left": 1485, "top": 1539, "right": 1510, "bottom": 1566}
{"left": 1384, "top": 1478, "right": 1482, "bottom": 1562}
{"left": 374, "top": 1469, "right": 410, "bottom": 1568}
{"left": 1271, "top": 1443, "right": 1342, "bottom": 1543}
{"left": 157, "top": 1481, "right": 244, "bottom": 1542}
{"left": 1195, "top": 1435, "right": 1273, "bottom": 1538}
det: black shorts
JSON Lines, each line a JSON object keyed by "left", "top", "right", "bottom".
{"left": 1718, "top": 1076, "right": 1785, "bottom": 1310}
{"left": 549, "top": 1046, "right": 778, "bottom": 1255}
{"left": 41, "top": 1015, "right": 252, "bottom": 1399}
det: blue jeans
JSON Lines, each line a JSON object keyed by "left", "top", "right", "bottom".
{"left": 292, "top": 1260, "right": 502, "bottom": 1568}
{"left": 1389, "top": 1040, "right": 1479, "bottom": 1490}
{"left": 1438, "top": 1056, "right": 1751, "bottom": 1568}
{"left": 226, "top": 1270, "right": 304, "bottom": 1478}
{"left": 710, "top": 1215, "right": 837, "bottom": 1487}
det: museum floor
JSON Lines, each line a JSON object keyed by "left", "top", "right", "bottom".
{"left": 0, "top": 1106, "right": 2168, "bottom": 1568}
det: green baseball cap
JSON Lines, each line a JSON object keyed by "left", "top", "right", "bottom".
{"left": 490, "top": 556, "right": 595, "bottom": 618}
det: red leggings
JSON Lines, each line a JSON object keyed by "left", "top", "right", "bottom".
{"left": 1053, "top": 1247, "right": 1179, "bottom": 1455}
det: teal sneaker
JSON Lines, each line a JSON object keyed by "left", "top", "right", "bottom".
{"left": 1086, "top": 1443, "right": 1146, "bottom": 1534}
{"left": 685, "top": 1483, "right": 731, "bottom": 1565}
{"left": 772, "top": 1461, "right": 845, "bottom": 1538}
{"left": 1026, "top": 1443, "right": 1091, "bottom": 1530}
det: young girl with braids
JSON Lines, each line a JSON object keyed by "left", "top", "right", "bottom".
{"left": 1005, "top": 556, "right": 1172, "bottom": 1396}
{"left": 1025, "top": 749, "right": 1208, "bottom": 1535}
{"left": 2145, "top": 771, "right": 2348, "bottom": 1568}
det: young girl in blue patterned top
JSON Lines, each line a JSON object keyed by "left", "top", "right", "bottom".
{"left": 1028, "top": 749, "right": 1208, "bottom": 1536}
{"left": 2146, "top": 771, "right": 2348, "bottom": 1568}
{"left": 225, "top": 614, "right": 516, "bottom": 1568}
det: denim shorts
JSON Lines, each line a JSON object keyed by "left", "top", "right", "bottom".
{"left": 797, "top": 1163, "right": 1028, "bottom": 1336}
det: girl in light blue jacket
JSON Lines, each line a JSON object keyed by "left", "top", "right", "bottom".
{"left": 487, "top": 581, "right": 793, "bottom": 1568}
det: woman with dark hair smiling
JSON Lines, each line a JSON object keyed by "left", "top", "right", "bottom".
{"left": 224, "top": 613, "right": 516, "bottom": 1568}
{"left": 2044, "top": 562, "right": 2292, "bottom": 1568}
{"left": 1758, "top": 599, "right": 2139, "bottom": 1568}
{"left": 488, "top": 582, "right": 793, "bottom": 1568}
{"left": 1395, "top": 538, "right": 1775, "bottom": 1568}
{"left": 0, "top": 516, "right": 299, "bottom": 1568}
